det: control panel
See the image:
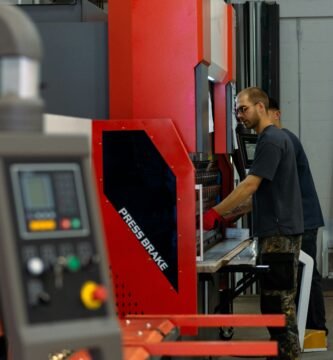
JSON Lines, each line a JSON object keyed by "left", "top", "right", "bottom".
{"left": 8, "top": 161, "right": 107, "bottom": 323}
{"left": 0, "top": 135, "right": 122, "bottom": 360}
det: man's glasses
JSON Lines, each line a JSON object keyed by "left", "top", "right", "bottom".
{"left": 235, "top": 103, "right": 258, "bottom": 116}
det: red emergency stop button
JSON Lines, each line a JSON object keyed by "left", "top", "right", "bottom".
{"left": 80, "top": 281, "right": 108, "bottom": 310}
{"left": 92, "top": 285, "right": 107, "bottom": 302}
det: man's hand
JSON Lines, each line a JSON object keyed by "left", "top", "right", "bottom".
{"left": 203, "top": 208, "right": 222, "bottom": 231}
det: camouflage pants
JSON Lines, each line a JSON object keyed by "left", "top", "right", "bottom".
{"left": 257, "top": 234, "right": 302, "bottom": 360}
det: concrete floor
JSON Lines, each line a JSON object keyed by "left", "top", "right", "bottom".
{"left": 217, "top": 293, "right": 333, "bottom": 359}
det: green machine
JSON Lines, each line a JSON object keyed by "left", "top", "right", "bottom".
{"left": 0, "top": 5, "right": 122, "bottom": 360}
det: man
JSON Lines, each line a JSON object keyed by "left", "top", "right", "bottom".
{"left": 203, "top": 87, "right": 304, "bottom": 360}
{"left": 268, "top": 98, "right": 327, "bottom": 335}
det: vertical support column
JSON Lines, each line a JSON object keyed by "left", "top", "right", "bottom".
{"left": 108, "top": 0, "right": 133, "bottom": 118}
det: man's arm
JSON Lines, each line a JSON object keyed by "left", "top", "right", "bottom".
{"left": 222, "top": 196, "right": 253, "bottom": 219}
{"left": 213, "top": 175, "right": 262, "bottom": 217}
{"left": 203, "top": 174, "right": 262, "bottom": 231}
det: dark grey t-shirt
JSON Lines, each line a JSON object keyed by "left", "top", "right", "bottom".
{"left": 248, "top": 125, "right": 304, "bottom": 237}
{"left": 282, "top": 128, "right": 324, "bottom": 230}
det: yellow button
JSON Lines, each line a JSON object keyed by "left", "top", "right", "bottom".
{"left": 29, "top": 220, "right": 56, "bottom": 231}
{"left": 80, "top": 281, "right": 103, "bottom": 310}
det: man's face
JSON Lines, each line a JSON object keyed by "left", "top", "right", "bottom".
{"left": 235, "top": 95, "right": 260, "bottom": 130}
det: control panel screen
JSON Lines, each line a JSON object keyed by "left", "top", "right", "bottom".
{"left": 11, "top": 163, "right": 90, "bottom": 240}
{"left": 237, "top": 133, "right": 258, "bottom": 169}
{"left": 22, "top": 173, "right": 55, "bottom": 210}
{"left": 245, "top": 141, "right": 256, "bottom": 161}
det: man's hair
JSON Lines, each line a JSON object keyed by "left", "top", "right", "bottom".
{"left": 237, "top": 87, "right": 269, "bottom": 110}
{"left": 268, "top": 97, "right": 280, "bottom": 110}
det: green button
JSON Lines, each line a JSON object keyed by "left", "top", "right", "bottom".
{"left": 71, "top": 218, "right": 81, "bottom": 229}
{"left": 67, "top": 255, "right": 81, "bottom": 272}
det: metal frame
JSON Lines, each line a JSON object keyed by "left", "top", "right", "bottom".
{"left": 123, "top": 314, "right": 285, "bottom": 357}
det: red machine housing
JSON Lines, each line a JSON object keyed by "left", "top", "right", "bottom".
{"left": 108, "top": 0, "right": 234, "bottom": 154}
{"left": 93, "top": 0, "right": 234, "bottom": 318}
{"left": 93, "top": 118, "right": 196, "bottom": 316}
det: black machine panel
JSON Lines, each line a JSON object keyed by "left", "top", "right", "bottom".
{"left": 7, "top": 160, "right": 107, "bottom": 324}
{"left": 102, "top": 130, "right": 179, "bottom": 291}
{"left": 237, "top": 133, "right": 258, "bottom": 169}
